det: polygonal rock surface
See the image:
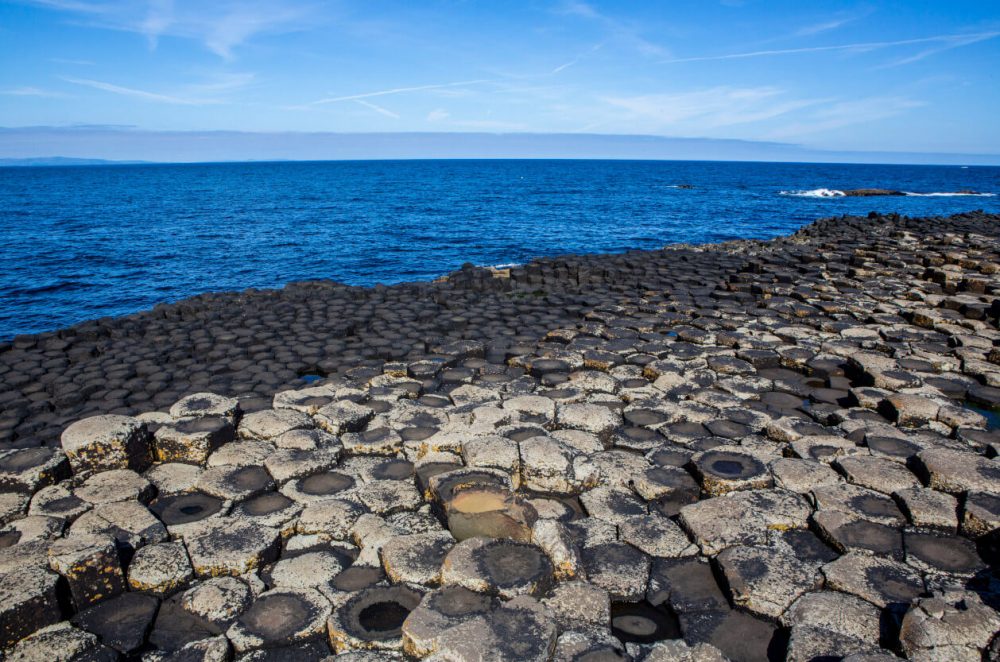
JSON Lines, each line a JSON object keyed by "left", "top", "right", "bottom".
{"left": 619, "top": 514, "right": 698, "bottom": 558}
{"left": 0, "top": 565, "right": 61, "bottom": 648}
{"left": 679, "top": 489, "right": 811, "bottom": 555}
{"left": 381, "top": 531, "right": 454, "bottom": 586}
{"left": 429, "top": 596, "right": 558, "bottom": 662}
{"left": 47, "top": 533, "right": 127, "bottom": 608}
{"left": 184, "top": 517, "right": 281, "bottom": 577}
{"left": 579, "top": 541, "right": 650, "bottom": 601}
{"left": 61, "top": 415, "right": 151, "bottom": 478}
{"left": 128, "top": 541, "right": 194, "bottom": 595}
{"left": 692, "top": 449, "right": 772, "bottom": 495}
{"left": 961, "top": 490, "right": 1000, "bottom": 537}
{"left": 899, "top": 593, "right": 1000, "bottom": 660}
{"left": 71, "top": 592, "right": 160, "bottom": 655}
{"left": 401, "top": 586, "right": 496, "bottom": 657}
{"left": 441, "top": 537, "right": 555, "bottom": 598}
{"left": 170, "top": 392, "right": 240, "bottom": 419}
{"left": 328, "top": 584, "right": 424, "bottom": 652}
{"left": 266, "top": 549, "right": 346, "bottom": 589}
{"left": 227, "top": 587, "right": 332, "bottom": 652}
{"left": 821, "top": 551, "right": 924, "bottom": 608}
{"left": 716, "top": 545, "right": 822, "bottom": 619}
{"left": 154, "top": 416, "right": 235, "bottom": 465}
{"left": 5, "top": 622, "right": 104, "bottom": 662}
{"left": 920, "top": 447, "right": 1000, "bottom": 494}
{"left": 239, "top": 407, "right": 314, "bottom": 440}
{"left": 781, "top": 590, "right": 882, "bottom": 643}
{"left": 180, "top": 575, "right": 254, "bottom": 627}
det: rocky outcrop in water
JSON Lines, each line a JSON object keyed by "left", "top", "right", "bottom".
{"left": 0, "top": 211, "right": 999, "bottom": 659}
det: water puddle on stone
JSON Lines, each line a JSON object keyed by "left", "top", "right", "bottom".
{"left": 962, "top": 401, "right": 1000, "bottom": 431}
{"left": 299, "top": 373, "right": 324, "bottom": 384}
{"left": 610, "top": 601, "right": 681, "bottom": 644}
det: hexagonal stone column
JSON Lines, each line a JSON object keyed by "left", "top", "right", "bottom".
{"left": 61, "top": 415, "right": 152, "bottom": 478}
{"left": 328, "top": 585, "right": 424, "bottom": 652}
{"left": 184, "top": 518, "right": 280, "bottom": 577}
{"left": 0, "top": 565, "right": 61, "bottom": 648}
{"left": 227, "top": 588, "right": 332, "bottom": 653}
{"left": 48, "top": 533, "right": 127, "bottom": 608}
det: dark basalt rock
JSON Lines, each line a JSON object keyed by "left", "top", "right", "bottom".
{"left": 239, "top": 492, "right": 295, "bottom": 517}
{"left": 370, "top": 458, "right": 414, "bottom": 481}
{"left": 232, "top": 590, "right": 327, "bottom": 648}
{"left": 679, "top": 607, "right": 784, "bottom": 662}
{"left": 610, "top": 601, "right": 680, "bottom": 644}
{"left": 332, "top": 565, "right": 384, "bottom": 592}
{"left": 692, "top": 449, "right": 771, "bottom": 495}
{"left": 904, "top": 531, "right": 986, "bottom": 576}
{"left": 295, "top": 471, "right": 355, "bottom": 496}
{"left": 329, "top": 585, "right": 424, "bottom": 650}
{"left": 72, "top": 592, "right": 160, "bottom": 655}
{"left": 819, "top": 517, "right": 904, "bottom": 559}
{"left": 865, "top": 435, "right": 921, "bottom": 460}
{"left": 151, "top": 492, "right": 224, "bottom": 526}
{"left": 483, "top": 540, "right": 552, "bottom": 587}
{"left": 148, "top": 597, "right": 219, "bottom": 652}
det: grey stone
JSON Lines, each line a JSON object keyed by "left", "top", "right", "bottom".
{"left": 128, "top": 541, "right": 194, "bottom": 595}
{"left": 61, "top": 414, "right": 152, "bottom": 478}
{"left": 442, "top": 537, "right": 555, "bottom": 599}
{"left": 170, "top": 392, "right": 240, "bottom": 420}
{"left": 0, "top": 565, "right": 61, "bottom": 648}
{"left": 895, "top": 487, "right": 959, "bottom": 530}
{"left": 679, "top": 489, "right": 811, "bottom": 555}
{"left": 821, "top": 551, "right": 924, "bottom": 608}
{"left": 899, "top": 593, "right": 1000, "bottom": 660}
{"left": 48, "top": 533, "right": 126, "bottom": 608}
{"left": 716, "top": 545, "right": 822, "bottom": 619}
{"left": 184, "top": 517, "right": 281, "bottom": 577}
{"left": 226, "top": 588, "right": 331, "bottom": 653}
{"left": 920, "top": 447, "right": 1000, "bottom": 494}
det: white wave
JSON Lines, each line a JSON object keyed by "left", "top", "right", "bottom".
{"left": 779, "top": 188, "right": 846, "bottom": 198}
{"left": 485, "top": 262, "right": 521, "bottom": 269}
{"left": 903, "top": 191, "right": 996, "bottom": 197}
{"left": 779, "top": 188, "right": 995, "bottom": 198}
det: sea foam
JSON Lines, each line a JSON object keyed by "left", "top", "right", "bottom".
{"left": 779, "top": 188, "right": 846, "bottom": 198}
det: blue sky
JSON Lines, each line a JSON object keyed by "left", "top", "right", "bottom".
{"left": 0, "top": 0, "right": 998, "bottom": 158}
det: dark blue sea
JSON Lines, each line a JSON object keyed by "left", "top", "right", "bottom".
{"left": 2, "top": 159, "right": 999, "bottom": 339}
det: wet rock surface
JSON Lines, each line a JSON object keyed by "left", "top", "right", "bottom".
{"left": 1, "top": 212, "right": 1000, "bottom": 658}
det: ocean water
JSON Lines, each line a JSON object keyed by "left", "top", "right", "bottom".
{"left": 1, "top": 159, "right": 998, "bottom": 340}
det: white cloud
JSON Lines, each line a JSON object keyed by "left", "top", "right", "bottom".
{"left": 353, "top": 98, "right": 399, "bottom": 119}
{"left": 793, "top": 16, "right": 857, "bottom": 37}
{"left": 25, "top": 0, "right": 318, "bottom": 58}
{"left": 306, "top": 79, "right": 494, "bottom": 107}
{"left": 766, "top": 96, "right": 926, "bottom": 139}
{"left": 661, "top": 31, "right": 1000, "bottom": 65}
{"left": 426, "top": 108, "right": 450, "bottom": 122}
{"left": 62, "top": 72, "right": 252, "bottom": 105}
{"left": 603, "top": 86, "right": 823, "bottom": 131}
{"left": 1, "top": 86, "right": 68, "bottom": 97}
{"left": 557, "top": 0, "right": 667, "bottom": 57}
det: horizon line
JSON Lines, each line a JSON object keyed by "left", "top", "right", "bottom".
{"left": 3, "top": 155, "right": 1000, "bottom": 168}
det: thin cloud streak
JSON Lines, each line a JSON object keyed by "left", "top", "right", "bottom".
{"left": 307, "top": 79, "right": 496, "bottom": 106}
{"left": 24, "top": 0, "right": 317, "bottom": 59}
{"left": 62, "top": 77, "right": 221, "bottom": 105}
{"left": 661, "top": 31, "right": 1000, "bottom": 64}
{"left": 2, "top": 86, "right": 68, "bottom": 98}
{"left": 353, "top": 99, "right": 400, "bottom": 119}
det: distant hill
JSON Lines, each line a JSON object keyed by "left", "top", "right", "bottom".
{"left": 0, "top": 156, "right": 150, "bottom": 167}
{"left": 0, "top": 129, "right": 998, "bottom": 166}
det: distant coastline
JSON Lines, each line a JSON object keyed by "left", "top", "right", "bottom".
{"left": 2, "top": 129, "right": 1000, "bottom": 166}
{"left": 0, "top": 156, "right": 150, "bottom": 167}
